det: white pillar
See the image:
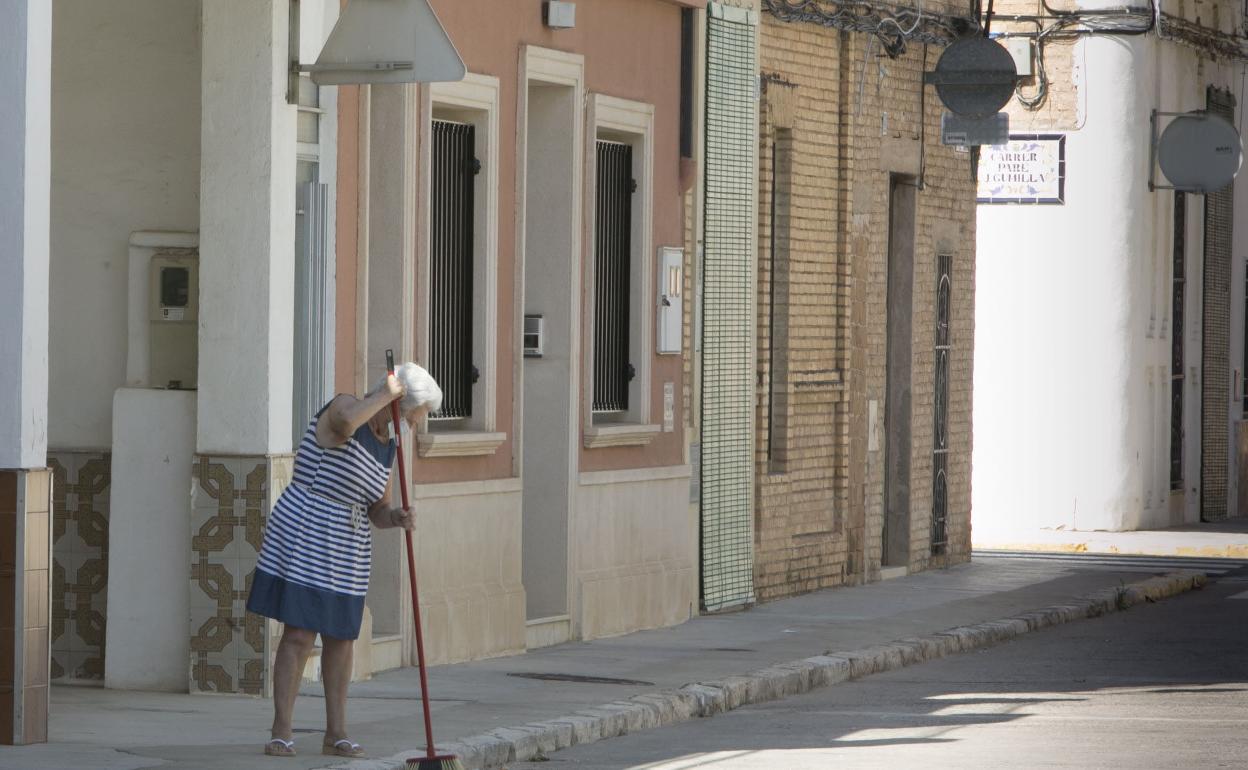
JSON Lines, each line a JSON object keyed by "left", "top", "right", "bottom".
{"left": 974, "top": 35, "right": 1153, "bottom": 538}
{"left": 0, "top": 0, "right": 51, "bottom": 744}
{"left": 188, "top": 0, "right": 296, "bottom": 696}
{"left": 197, "top": 0, "right": 296, "bottom": 456}
{"left": 0, "top": 0, "right": 51, "bottom": 470}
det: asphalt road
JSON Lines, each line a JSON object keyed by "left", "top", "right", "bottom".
{"left": 512, "top": 570, "right": 1248, "bottom": 770}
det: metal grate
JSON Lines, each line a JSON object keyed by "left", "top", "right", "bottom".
{"left": 701, "top": 7, "right": 757, "bottom": 612}
{"left": 1201, "top": 88, "right": 1235, "bottom": 521}
{"left": 931, "top": 254, "right": 952, "bottom": 554}
{"left": 430, "top": 120, "right": 478, "bottom": 419}
{"left": 680, "top": 8, "right": 696, "bottom": 159}
{"left": 1171, "top": 192, "right": 1186, "bottom": 491}
{"left": 593, "top": 140, "right": 634, "bottom": 413}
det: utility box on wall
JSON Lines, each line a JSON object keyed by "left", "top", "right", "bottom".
{"left": 148, "top": 254, "right": 199, "bottom": 389}
{"left": 657, "top": 246, "right": 683, "bottom": 354}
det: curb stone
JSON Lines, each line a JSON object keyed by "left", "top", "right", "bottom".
{"left": 332, "top": 570, "right": 1206, "bottom": 770}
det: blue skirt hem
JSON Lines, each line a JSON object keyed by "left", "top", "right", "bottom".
{"left": 246, "top": 568, "right": 365, "bottom": 640}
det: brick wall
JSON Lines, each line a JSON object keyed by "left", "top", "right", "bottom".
{"left": 994, "top": 0, "right": 1080, "bottom": 130}
{"left": 755, "top": 13, "right": 975, "bottom": 601}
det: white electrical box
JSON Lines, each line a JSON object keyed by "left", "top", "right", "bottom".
{"left": 544, "top": 1, "right": 576, "bottom": 28}
{"left": 149, "top": 254, "right": 199, "bottom": 389}
{"left": 657, "top": 246, "right": 683, "bottom": 355}
{"left": 1003, "top": 38, "right": 1032, "bottom": 78}
{"left": 523, "top": 314, "right": 544, "bottom": 357}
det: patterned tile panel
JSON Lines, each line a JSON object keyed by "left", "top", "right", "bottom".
{"left": 48, "top": 452, "right": 110, "bottom": 683}
{"left": 189, "top": 454, "right": 292, "bottom": 696}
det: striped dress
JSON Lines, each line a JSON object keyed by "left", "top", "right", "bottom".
{"left": 246, "top": 402, "right": 395, "bottom": 640}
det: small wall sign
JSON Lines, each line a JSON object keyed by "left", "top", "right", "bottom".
{"left": 977, "top": 134, "right": 1066, "bottom": 204}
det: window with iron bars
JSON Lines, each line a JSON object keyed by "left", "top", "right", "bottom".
{"left": 931, "top": 254, "right": 951, "bottom": 555}
{"left": 1243, "top": 256, "right": 1248, "bottom": 417}
{"left": 430, "top": 119, "right": 480, "bottom": 419}
{"left": 593, "top": 140, "right": 636, "bottom": 414}
{"left": 1171, "top": 192, "right": 1185, "bottom": 489}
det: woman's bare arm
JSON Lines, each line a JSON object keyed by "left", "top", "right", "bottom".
{"left": 315, "top": 376, "right": 402, "bottom": 448}
{"left": 367, "top": 468, "right": 416, "bottom": 530}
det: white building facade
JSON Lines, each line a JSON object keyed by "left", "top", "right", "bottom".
{"left": 1, "top": 2, "right": 707, "bottom": 746}
{"left": 975, "top": 0, "right": 1248, "bottom": 541}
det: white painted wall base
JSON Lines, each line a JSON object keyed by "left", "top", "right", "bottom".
{"left": 574, "top": 467, "right": 696, "bottom": 641}
{"left": 406, "top": 482, "right": 527, "bottom": 665}
{"left": 104, "top": 388, "right": 195, "bottom": 691}
{"left": 525, "top": 615, "right": 571, "bottom": 650}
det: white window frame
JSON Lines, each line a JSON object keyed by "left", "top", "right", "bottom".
{"left": 416, "top": 73, "right": 505, "bottom": 457}
{"left": 583, "top": 94, "right": 660, "bottom": 449}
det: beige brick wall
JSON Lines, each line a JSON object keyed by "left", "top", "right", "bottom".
{"left": 755, "top": 16, "right": 975, "bottom": 602}
{"left": 993, "top": 0, "right": 1080, "bottom": 130}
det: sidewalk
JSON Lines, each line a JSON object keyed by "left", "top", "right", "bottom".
{"left": 973, "top": 517, "right": 1248, "bottom": 558}
{"left": 2, "top": 556, "right": 1221, "bottom": 770}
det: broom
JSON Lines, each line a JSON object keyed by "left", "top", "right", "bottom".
{"left": 386, "top": 350, "right": 464, "bottom": 770}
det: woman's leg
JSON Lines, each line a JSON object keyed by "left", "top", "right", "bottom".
{"left": 321, "top": 635, "right": 354, "bottom": 742}
{"left": 272, "top": 625, "right": 317, "bottom": 740}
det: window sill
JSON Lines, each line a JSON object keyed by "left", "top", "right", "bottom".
{"left": 583, "top": 423, "right": 661, "bottom": 450}
{"left": 416, "top": 431, "right": 507, "bottom": 458}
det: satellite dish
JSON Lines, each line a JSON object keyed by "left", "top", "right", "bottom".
{"left": 924, "top": 38, "right": 1017, "bottom": 119}
{"left": 308, "top": 0, "right": 465, "bottom": 86}
{"left": 1158, "top": 113, "right": 1243, "bottom": 193}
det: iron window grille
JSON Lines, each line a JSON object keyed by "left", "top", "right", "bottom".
{"left": 1171, "top": 192, "right": 1186, "bottom": 489}
{"left": 931, "top": 254, "right": 952, "bottom": 554}
{"left": 593, "top": 139, "right": 635, "bottom": 414}
{"left": 680, "top": 8, "right": 696, "bottom": 160}
{"left": 430, "top": 119, "right": 479, "bottom": 420}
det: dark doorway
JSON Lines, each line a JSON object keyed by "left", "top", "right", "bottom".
{"left": 883, "top": 175, "right": 916, "bottom": 567}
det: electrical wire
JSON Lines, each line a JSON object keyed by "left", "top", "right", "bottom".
{"left": 763, "top": 0, "right": 1248, "bottom": 105}
{"left": 763, "top": 0, "right": 970, "bottom": 56}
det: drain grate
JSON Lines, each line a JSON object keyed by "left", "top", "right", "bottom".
{"left": 708, "top": 647, "right": 755, "bottom": 652}
{"left": 506, "top": 672, "right": 654, "bottom": 686}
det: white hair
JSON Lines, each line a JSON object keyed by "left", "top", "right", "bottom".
{"left": 398, "top": 363, "right": 443, "bottom": 415}
{"left": 379, "top": 363, "right": 443, "bottom": 417}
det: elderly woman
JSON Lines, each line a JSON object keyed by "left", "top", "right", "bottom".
{"left": 247, "top": 363, "right": 442, "bottom": 758}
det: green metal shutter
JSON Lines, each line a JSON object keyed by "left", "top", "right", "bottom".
{"left": 701, "top": 3, "right": 757, "bottom": 612}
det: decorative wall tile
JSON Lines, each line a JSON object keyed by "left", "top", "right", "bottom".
{"left": 189, "top": 454, "right": 290, "bottom": 696}
{"left": 48, "top": 452, "right": 110, "bottom": 684}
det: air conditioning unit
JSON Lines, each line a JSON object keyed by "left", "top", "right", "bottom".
{"left": 523, "top": 314, "right": 544, "bottom": 358}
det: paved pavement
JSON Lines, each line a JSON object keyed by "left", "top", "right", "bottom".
{"left": 0, "top": 554, "right": 1232, "bottom": 770}
{"left": 509, "top": 568, "right": 1248, "bottom": 769}
{"left": 974, "top": 517, "right": 1248, "bottom": 559}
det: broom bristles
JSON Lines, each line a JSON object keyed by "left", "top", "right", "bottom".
{"left": 405, "top": 754, "right": 465, "bottom": 770}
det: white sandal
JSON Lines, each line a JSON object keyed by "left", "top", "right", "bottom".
{"left": 323, "top": 738, "right": 366, "bottom": 758}
{"left": 264, "top": 737, "right": 296, "bottom": 757}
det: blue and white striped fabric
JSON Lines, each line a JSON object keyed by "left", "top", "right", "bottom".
{"left": 246, "top": 401, "right": 395, "bottom": 640}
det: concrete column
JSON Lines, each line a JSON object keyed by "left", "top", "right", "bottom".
{"left": 197, "top": 0, "right": 296, "bottom": 457}
{"left": 362, "top": 83, "right": 419, "bottom": 647}
{"left": 189, "top": 0, "right": 296, "bottom": 695}
{"left": 0, "top": 0, "right": 52, "bottom": 745}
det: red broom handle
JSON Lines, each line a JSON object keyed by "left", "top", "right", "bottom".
{"left": 386, "top": 351, "right": 437, "bottom": 759}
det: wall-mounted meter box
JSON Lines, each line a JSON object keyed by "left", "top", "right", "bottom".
{"left": 657, "top": 246, "right": 683, "bottom": 355}
{"left": 149, "top": 254, "right": 199, "bottom": 389}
